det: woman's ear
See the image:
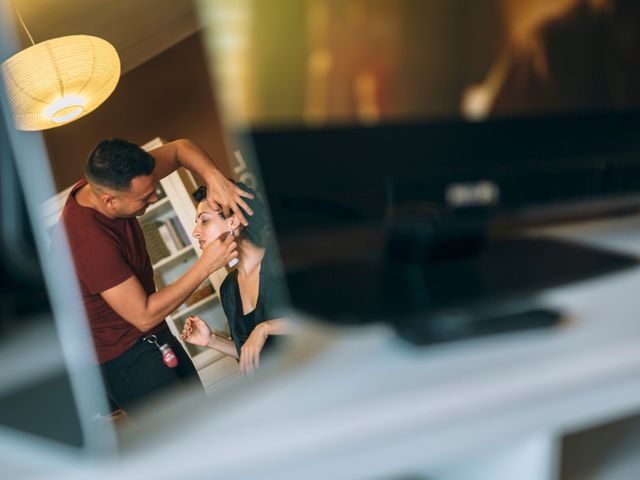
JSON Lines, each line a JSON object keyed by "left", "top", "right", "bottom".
{"left": 227, "top": 215, "right": 242, "bottom": 231}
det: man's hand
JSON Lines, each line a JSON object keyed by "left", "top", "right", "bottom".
{"left": 205, "top": 169, "right": 254, "bottom": 226}
{"left": 239, "top": 323, "right": 269, "bottom": 375}
{"left": 199, "top": 233, "right": 237, "bottom": 274}
{"left": 149, "top": 139, "right": 255, "bottom": 225}
{"left": 181, "top": 316, "right": 212, "bottom": 347}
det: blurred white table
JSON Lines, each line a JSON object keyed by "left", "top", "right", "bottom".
{"left": 6, "top": 214, "right": 640, "bottom": 480}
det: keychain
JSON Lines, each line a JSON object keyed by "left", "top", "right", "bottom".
{"left": 143, "top": 335, "right": 178, "bottom": 368}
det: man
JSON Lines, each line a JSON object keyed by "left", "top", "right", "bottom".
{"left": 58, "top": 138, "right": 253, "bottom": 413}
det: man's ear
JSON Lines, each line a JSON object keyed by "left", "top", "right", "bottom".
{"left": 100, "top": 193, "right": 117, "bottom": 210}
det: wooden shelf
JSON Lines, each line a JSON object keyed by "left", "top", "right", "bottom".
{"left": 192, "top": 349, "right": 228, "bottom": 371}
{"left": 170, "top": 293, "right": 219, "bottom": 320}
{"left": 152, "top": 245, "right": 194, "bottom": 269}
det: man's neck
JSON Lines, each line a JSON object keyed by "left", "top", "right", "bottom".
{"left": 76, "top": 183, "right": 117, "bottom": 219}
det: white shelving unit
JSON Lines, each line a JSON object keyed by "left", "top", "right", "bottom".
{"left": 171, "top": 293, "right": 219, "bottom": 319}
{"left": 151, "top": 245, "right": 194, "bottom": 270}
{"left": 144, "top": 196, "right": 170, "bottom": 215}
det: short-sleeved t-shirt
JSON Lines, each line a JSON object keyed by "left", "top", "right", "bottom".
{"left": 59, "top": 179, "right": 165, "bottom": 363}
{"left": 219, "top": 254, "right": 284, "bottom": 356}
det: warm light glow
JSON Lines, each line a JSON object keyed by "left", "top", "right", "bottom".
{"left": 1, "top": 35, "right": 120, "bottom": 130}
{"left": 50, "top": 106, "right": 84, "bottom": 123}
{"left": 43, "top": 95, "right": 86, "bottom": 123}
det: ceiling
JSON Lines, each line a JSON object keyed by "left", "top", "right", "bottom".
{"left": 7, "top": 0, "right": 201, "bottom": 74}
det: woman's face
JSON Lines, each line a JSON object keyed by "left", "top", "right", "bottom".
{"left": 192, "top": 201, "right": 229, "bottom": 250}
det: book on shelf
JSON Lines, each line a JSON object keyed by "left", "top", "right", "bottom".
{"left": 165, "top": 217, "right": 191, "bottom": 248}
{"left": 170, "top": 216, "right": 191, "bottom": 247}
{"left": 140, "top": 220, "right": 170, "bottom": 263}
{"left": 164, "top": 218, "right": 184, "bottom": 250}
{"left": 157, "top": 224, "right": 179, "bottom": 255}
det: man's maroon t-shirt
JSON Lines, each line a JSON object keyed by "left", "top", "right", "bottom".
{"left": 60, "top": 179, "right": 165, "bottom": 363}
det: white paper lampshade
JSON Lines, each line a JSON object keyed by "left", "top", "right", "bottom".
{"left": 1, "top": 35, "right": 120, "bottom": 131}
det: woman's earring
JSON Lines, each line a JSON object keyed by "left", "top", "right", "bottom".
{"left": 227, "top": 219, "right": 239, "bottom": 268}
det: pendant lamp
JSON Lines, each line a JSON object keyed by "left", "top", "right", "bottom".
{"left": 0, "top": 5, "right": 120, "bottom": 131}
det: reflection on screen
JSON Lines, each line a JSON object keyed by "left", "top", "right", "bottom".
{"left": 198, "top": 0, "right": 640, "bottom": 126}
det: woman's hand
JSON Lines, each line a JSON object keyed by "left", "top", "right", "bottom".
{"left": 205, "top": 170, "right": 254, "bottom": 226}
{"left": 181, "top": 316, "right": 212, "bottom": 347}
{"left": 239, "top": 323, "right": 269, "bottom": 375}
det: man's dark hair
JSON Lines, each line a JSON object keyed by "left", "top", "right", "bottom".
{"left": 85, "top": 139, "right": 155, "bottom": 191}
{"left": 193, "top": 182, "right": 268, "bottom": 247}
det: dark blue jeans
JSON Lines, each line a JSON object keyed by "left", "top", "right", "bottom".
{"left": 100, "top": 327, "right": 201, "bottom": 414}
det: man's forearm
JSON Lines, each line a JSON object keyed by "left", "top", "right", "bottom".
{"left": 140, "top": 260, "right": 209, "bottom": 330}
{"left": 151, "top": 139, "right": 221, "bottom": 182}
{"left": 175, "top": 139, "right": 222, "bottom": 183}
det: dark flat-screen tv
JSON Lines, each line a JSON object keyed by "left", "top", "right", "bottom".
{"left": 233, "top": 0, "right": 640, "bottom": 343}
{"left": 245, "top": 112, "right": 640, "bottom": 343}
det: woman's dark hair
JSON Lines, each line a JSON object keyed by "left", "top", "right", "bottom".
{"left": 193, "top": 181, "right": 268, "bottom": 247}
{"left": 85, "top": 138, "right": 155, "bottom": 191}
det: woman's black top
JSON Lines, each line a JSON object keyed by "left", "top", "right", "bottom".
{"left": 219, "top": 254, "right": 282, "bottom": 356}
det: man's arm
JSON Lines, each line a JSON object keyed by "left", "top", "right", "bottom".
{"left": 149, "top": 139, "right": 254, "bottom": 225}
{"left": 101, "top": 235, "right": 237, "bottom": 332}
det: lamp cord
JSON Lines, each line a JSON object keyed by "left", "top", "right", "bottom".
{"left": 12, "top": 0, "right": 36, "bottom": 46}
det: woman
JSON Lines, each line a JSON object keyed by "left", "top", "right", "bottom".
{"left": 181, "top": 183, "right": 290, "bottom": 375}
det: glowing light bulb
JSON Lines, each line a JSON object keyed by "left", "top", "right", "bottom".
{"left": 43, "top": 95, "right": 86, "bottom": 123}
